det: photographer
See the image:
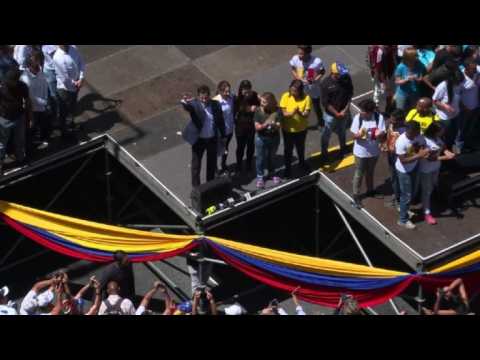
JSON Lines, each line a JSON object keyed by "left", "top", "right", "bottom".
{"left": 334, "top": 294, "right": 363, "bottom": 315}
{"left": 19, "top": 273, "right": 63, "bottom": 315}
{"left": 192, "top": 287, "right": 217, "bottom": 315}
{"left": 424, "top": 278, "right": 472, "bottom": 315}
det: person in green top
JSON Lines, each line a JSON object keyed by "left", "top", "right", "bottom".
{"left": 254, "top": 92, "right": 283, "bottom": 189}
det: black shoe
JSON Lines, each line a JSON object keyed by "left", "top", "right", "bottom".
{"left": 366, "top": 190, "right": 383, "bottom": 199}
{"left": 300, "top": 163, "right": 311, "bottom": 173}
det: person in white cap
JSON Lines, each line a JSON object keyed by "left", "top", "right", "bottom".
{"left": 19, "top": 274, "right": 62, "bottom": 315}
{"left": 0, "top": 286, "right": 17, "bottom": 315}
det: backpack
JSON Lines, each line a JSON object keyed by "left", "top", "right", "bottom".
{"left": 102, "top": 298, "right": 124, "bottom": 315}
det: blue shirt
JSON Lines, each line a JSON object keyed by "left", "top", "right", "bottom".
{"left": 417, "top": 49, "right": 435, "bottom": 68}
{"left": 394, "top": 61, "right": 426, "bottom": 98}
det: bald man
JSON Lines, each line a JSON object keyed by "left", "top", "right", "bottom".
{"left": 405, "top": 97, "right": 440, "bottom": 134}
{"left": 98, "top": 281, "right": 135, "bottom": 315}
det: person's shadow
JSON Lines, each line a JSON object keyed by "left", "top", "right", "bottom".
{"left": 75, "top": 93, "right": 124, "bottom": 134}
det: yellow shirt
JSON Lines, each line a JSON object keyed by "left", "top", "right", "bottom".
{"left": 279, "top": 92, "right": 312, "bottom": 133}
{"left": 406, "top": 109, "right": 440, "bottom": 134}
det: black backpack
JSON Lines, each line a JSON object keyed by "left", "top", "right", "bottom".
{"left": 102, "top": 298, "right": 124, "bottom": 315}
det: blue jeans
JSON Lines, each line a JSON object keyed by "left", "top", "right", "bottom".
{"left": 43, "top": 68, "right": 58, "bottom": 120}
{"left": 255, "top": 134, "right": 280, "bottom": 179}
{"left": 321, "top": 112, "right": 349, "bottom": 156}
{"left": 397, "top": 169, "right": 417, "bottom": 223}
{"left": 420, "top": 171, "right": 439, "bottom": 214}
{"left": 394, "top": 93, "right": 420, "bottom": 111}
{"left": 387, "top": 153, "right": 400, "bottom": 203}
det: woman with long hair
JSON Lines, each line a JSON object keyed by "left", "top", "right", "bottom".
{"left": 279, "top": 79, "right": 312, "bottom": 178}
{"left": 253, "top": 92, "right": 283, "bottom": 189}
{"left": 213, "top": 80, "right": 235, "bottom": 174}
{"left": 419, "top": 122, "right": 455, "bottom": 225}
{"left": 234, "top": 80, "right": 260, "bottom": 174}
{"left": 432, "top": 70, "right": 465, "bottom": 151}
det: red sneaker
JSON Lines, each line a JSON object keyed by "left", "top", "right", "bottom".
{"left": 425, "top": 214, "right": 437, "bottom": 225}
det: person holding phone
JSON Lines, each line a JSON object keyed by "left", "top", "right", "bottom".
{"left": 290, "top": 45, "right": 326, "bottom": 128}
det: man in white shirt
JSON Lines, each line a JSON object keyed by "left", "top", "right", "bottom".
{"left": 290, "top": 45, "right": 326, "bottom": 128}
{"left": 20, "top": 276, "right": 60, "bottom": 315}
{"left": 0, "top": 286, "right": 17, "bottom": 315}
{"left": 53, "top": 45, "right": 85, "bottom": 137}
{"left": 20, "top": 50, "right": 51, "bottom": 151}
{"left": 350, "top": 99, "right": 386, "bottom": 208}
{"left": 98, "top": 281, "right": 136, "bottom": 315}
{"left": 13, "top": 45, "right": 39, "bottom": 70}
{"left": 461, "top": 58, "right": 480, "bottom": 152}
{"left": 395, "top": 121, "right": 429, "bottom": 230}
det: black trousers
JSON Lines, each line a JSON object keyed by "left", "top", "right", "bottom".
{"left": 220, "top": 133, "right": 233, "bottom": 170}
{"left": 192, "top": 137, "right": 218, "bottom": 188}
{"left": 57, "top": 89, "right": 79, "bottom": 134}
{"left": 236, "top": 132, "right": 255, "bottom": 171}
{"left": 26, "top": 111, "right": 52, "bottom": 157}
{"left": 283, "top": 130, "right": 307, "bottom": 175}
{"left": 312, "top": 98, "right": 324, "bottom": 127}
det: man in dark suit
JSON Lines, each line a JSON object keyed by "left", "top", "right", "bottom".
{"left": 182, "top": 85, "right": 226, "bottom": 188}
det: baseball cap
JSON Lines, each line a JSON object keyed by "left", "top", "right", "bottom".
{"left": 331, "top": 62, "right": 349, "bottom": 76}
{"left": 0, "top": 286, "right": 9, "bottom": 298}
{"left": 224, "top": 303, "right": 246, "bottom": 316}
{"left": 177, "top": 301, "right": 192, "bottom": 314}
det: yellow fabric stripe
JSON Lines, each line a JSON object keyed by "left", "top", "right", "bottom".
{"left": 208, "top": 236, "right": 408, "bottom": 278}
{"left": 430, "top": 250, "right": 480, "bottom": 274}
{"left": 0, "top": 201, "right": 197, "bottom": 252}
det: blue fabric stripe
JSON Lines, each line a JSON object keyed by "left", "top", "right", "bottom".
{"left": 22, "top": 222, "right": 152, "bottom": 258}
{"left": 208, "top": 240, "right": 408, "bottom": 290}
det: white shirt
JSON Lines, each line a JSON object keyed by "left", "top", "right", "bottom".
{"left": 461, "top": 70, "right": 480, "bottom": 110}
{"left": 20, "top": 69, "right": 49, "bottom": 112}
{"left": 395, "top": 133, "right": 427, "bottom": 174}
{"left": 98, "top": 295, "right": 136, "bottom": 315}
{"left": 42, "top": 45, "right": 57, "bottom": 72}
{"left": 433, "top": 81, "right": 462, "bottom": 120}
{"left": 0, "top": 304, "right": 17, "bottom": 315}
{"left": 397, "top": 45, "right": 412, "bottom": 58}
{"left": 53, "top": 45, "right": 85, "bottom": 92}
{"left": 20, "top": 289, "right": 54, "bottom": 315}
{"left": 135, "top": 305, "right": 146, "bottom": 316}
{"left": 277, "top": 306, "right": 306, "bottom": 316}
{"left": 419, "top": 137, "right": 443, "bottom": 174}
{"left": 350, "top": 113, "right": 386, "bottom": 158}
{"left": 290, "top": 55, "right": 325, "bottom": 99}
{"left": 213, "top": 95, "right": 234, "bottom": 135}
{"left": 13, "top": 45, "right": 33, "bottom": 70}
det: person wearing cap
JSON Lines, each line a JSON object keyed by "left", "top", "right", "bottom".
{"left": 0, "top": 286, "right": 17, "bottom": 315}
{"left": 19, "top": 276, "right": 61, "bottom": 315}
{"left": 320, "top": 62, "right": 354, "bottom": 160}
{"left": 290, "top": 45, "right": 326, "bottom": 128}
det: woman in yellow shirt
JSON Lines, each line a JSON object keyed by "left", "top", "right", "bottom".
{"left": 280, "top": 80, "right": 312, "bottom": 178}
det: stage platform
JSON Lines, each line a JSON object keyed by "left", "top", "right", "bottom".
{"left": 2, "top": 45, "right": 479, "bottom": 275}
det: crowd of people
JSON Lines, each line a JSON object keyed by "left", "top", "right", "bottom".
{"left": 181, "top": 45, "right": 480, "bottom": 229}
{"left": 0, "top": 45, "right": 85, "bottom": 174}
{"left": 0, "top": 249, "right": 471, "bottom": 315}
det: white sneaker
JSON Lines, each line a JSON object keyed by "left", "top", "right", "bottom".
{"left": 397, "top": 220, "right": 416, "bottom": 230}
{"left": 396, "top": 206, "right": 415, "bottom": 218}
{"left": 36, "top": 141, "right": 49, "bottom": 150}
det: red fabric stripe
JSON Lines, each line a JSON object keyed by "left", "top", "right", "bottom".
{"left": 209, "top": 242, "right": 415, "bottom": 308}
{"left": 1, "top": 214, "right": 198, "bottom": 263}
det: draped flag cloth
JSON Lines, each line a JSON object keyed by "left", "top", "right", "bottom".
{"left": 1, "top": 200, "right": 480, "bottom": 308}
